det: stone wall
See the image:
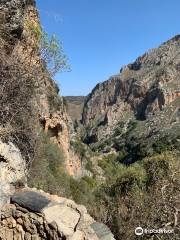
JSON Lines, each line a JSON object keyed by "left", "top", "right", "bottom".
{"left": 0, "top": 189, "right": 115, "bottom": 240}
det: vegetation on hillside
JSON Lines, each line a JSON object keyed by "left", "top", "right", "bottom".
{"left": 28, "top": 128, "right": 180, "bottom": 240}
{"left": 28, "top": 131, "right": 71, "bottom": 196}
{"left": 26, "top": 19, "right": 70, "bottom": 77}
{"left": 0, "top": 39, "right": 37, "bottom": 162}
{"left": 70, "top": 151, "right": 180, "bottom": 240}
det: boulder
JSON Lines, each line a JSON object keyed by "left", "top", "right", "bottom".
{"left": 43, "top": 204, "right": 80, "bottom": 236}
{"left": 11, "top": 191, "right": 50, "bottom": 212}
{"left": 91, "top": 222, "right": 116, "bottom": 240}
{"left": 0, "top": 141, "right": 26, "bottom": 209}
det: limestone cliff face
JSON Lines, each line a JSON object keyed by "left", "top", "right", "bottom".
{"left": 0, "top": 0, "right": 36, "bottom": 50}
{"left": 40, "top": 111, "right": 82, "bottom": 177}
{"left": 0, "top": 0, "right": 82, "bottom": 177}
{"left": 82, "top": 35, "right": 180, "bottom": 143}
{"left": 0, "top": 142, "right": 26, "bottom": 209}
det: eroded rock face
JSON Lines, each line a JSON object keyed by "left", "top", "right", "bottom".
{"left": 0, "top": 0, "right": 36, "bottom": 47}
{"left": 40, "top": 111, "right": 82, "bottom": 177}
{"left": 0, "top": 189, "right": 115, "bottom": 240}
{"left": 0, "top": 141, "right": 26, "bottom": 209}
{"left": 0, "top": 0, "right": 82, "bottom": 178}
{"left": 82, "top": 35, "right": 180, "bottom": 143}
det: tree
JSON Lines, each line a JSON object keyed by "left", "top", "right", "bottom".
{"left": 40, "top": 31, "right": 70, "bottom": 76}
{"left": 25, "top": 20, "right": 70, "bottom": 77}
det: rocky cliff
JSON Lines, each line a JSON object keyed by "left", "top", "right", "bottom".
{"left": 0, "top": 0, "right": 82, "bottom": 177}
{"left": 82, "top": 35, "right": 180, "bottom": 160}
{"left": 83, "top": 35, "right": 180, "bottom": 125}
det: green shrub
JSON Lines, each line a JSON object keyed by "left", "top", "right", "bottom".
{"left": 152, "top": 138, "right": 171, "bottom": 153}
{"left": 71, "top": 139, "right": 86, "bottom": 159}
{"left": 85, "top": 160, "right": 96, "bottom": 175}
{"left": 98, "top": 154, "right": 126, "bottom": 183}
{"left": 90, "top": 152, "right": 180, "bottom": 240}
{"left": 70, "top": 176, "right": 97, "bottom": 206}
{"left": 128, "top": 119, "right": 138, "bottom": 130}
{"left": 40, "top": 32, "right": 70, "bottom": 76}
{"left": 143, "top": 151, "right": 178, "bottom": 185}
{"left": 109, "top": 163, "right": 147, "bottom": 196}
{"left": 82, "top": 176, "right": 97, "bottom": 188}
{"left": 28, "top": 131, "right": 71, "bottom": 196}
{"left": 116, "top": 150, "right": 128, "bottom": 162}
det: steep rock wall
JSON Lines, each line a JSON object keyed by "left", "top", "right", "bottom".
{"left": 40, "top": 112, "right": 82, "bottom": 177}
{"left": 0, "top": 0, "right": 82, "bottom": 177}
{"left": 82, "top": 35, "right": 180, "bottom": 142}
{"left": 0, "top": 142, "right": 26, "bottom": 209}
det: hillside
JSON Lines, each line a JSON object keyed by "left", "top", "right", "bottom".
{"left": 77, "top": 35, "right": 180, "bottom": 239}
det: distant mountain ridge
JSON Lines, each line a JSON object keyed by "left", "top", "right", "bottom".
{"left": 64, "top": 96, "right": 86, "bottom": 121}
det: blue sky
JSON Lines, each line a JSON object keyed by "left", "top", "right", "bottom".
{"left": 36, "top": 0, "right": 180, "bottom": 96}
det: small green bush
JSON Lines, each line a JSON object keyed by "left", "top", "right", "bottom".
{"left": 116, "top": 150, "right": 128, "bottom": 162}
{"left": 28, "top": 131, "right": 71, "bottom": 196}
{"left": 70, "top": 176, "right": 97, "bottom": 206}
{"left": 109, "top": 163, "right": 147, "bottom": 196}
{"left": 85, "top": 160, "right": 94, "bottom": 173}
{"left": 143, "top": 151, "right": 178, "bottom": 185}
{"left": 152, "top": 138, "right": 171, "bottom": 153}
{"left": 98, "top": 154, "right": 126, "bottom": 183}
{"left": 71, "top": 139, "right": 86, "bottom": 159}
{"left": 128, "top": 120, "right": 138, "bottom": 130}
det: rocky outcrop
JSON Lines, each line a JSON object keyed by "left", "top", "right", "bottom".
{"left": 40, "top": 111, "right": 82, "bottom": 177}
{"left": 0, "top": 0, "right": 36, "bottom": 50}
{"left": 0, "top": 189, "right": 115, "bottom": 240}
{"left": 82, "top": 35, "right": 180, "bottom": 143}
{"left": 0, "top": 0, "right": 82, "bottom": 177}
{"left": 0, "top": 141, "right": 26, "bottom": 210}
{"left": 165, "top": 90, "right": 180, "bottom": 104}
